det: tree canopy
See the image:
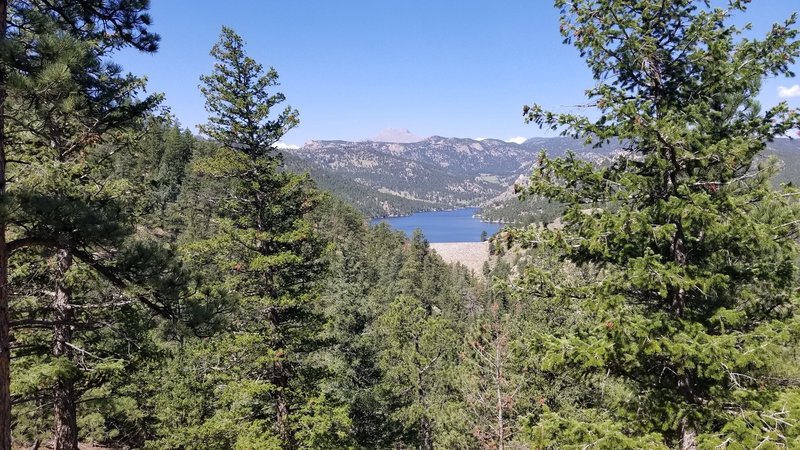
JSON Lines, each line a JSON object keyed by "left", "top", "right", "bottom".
{"left": 519, "top": 1, "right": 800, "bottom": 448}
{"left": 3, "top": 2, "right": 800, "bottom": 450}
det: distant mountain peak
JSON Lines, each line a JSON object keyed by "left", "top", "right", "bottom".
{"left": 371, "top": 128, "right": 425, "bottom": 143}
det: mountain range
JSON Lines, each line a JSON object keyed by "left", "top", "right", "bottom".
{"left": 283, "top": 136, "right": 800, "bottom": 220}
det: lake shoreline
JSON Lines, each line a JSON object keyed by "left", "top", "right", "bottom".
{"left": 371, "top": 208, "right": 511, "bottom": 224}
{"left": 371, "top": 208, "right": 502, "bottom": 243}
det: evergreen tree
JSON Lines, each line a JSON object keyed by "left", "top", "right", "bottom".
{"left": 374, "top": 231, "right": 465, "bottom": 449}
{"left": 0, "top": 2, "right": 162, "bottom": 448}
{"left": 0, "top": 3, "right": 158, "bottom": 444}
{"left": 313, "top": 213, "right": 410, "bottom": 448}
{"left": 198, "top": 27, "right": 297, "bottom": 160}
{"left": 461, "top": 296, "right": 520, "bottom": 449}
{"left": 153, "top": 27, "right": 333, "bottom": 449}
{"left": 520, "top": 1, "right": 800, "bottom": 448}
{"left": 116, "top": 116, "right": 195, "bottom": 228}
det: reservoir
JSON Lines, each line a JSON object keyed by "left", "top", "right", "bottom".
{"left": 371, "top": 208, "right": 502, "bottom": 243}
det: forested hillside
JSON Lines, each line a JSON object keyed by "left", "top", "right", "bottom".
{"left": 282, "top": 152, "right": 453, "bottom": 217}
{"left": 286, "top": 136, "right": 800, "bottom": 222}
{"left": 1, "top": 1, "right": 800, "bottom": 450}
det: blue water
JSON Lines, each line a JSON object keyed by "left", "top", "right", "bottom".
{"left": 371, "top": 208, "right": 502, "bottom": 243}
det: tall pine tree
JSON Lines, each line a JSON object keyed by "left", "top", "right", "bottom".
{"left": 521, "top": 1, "right": 800, "bottom": 448}
{"left": 160, "top": 27, "right": 333, "bottom": 448}
{"left": 1, "top": 2, "right": 160, "bottom": 448}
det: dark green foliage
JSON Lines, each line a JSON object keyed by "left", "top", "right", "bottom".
{"left": 115, "top": 116, "right": 196, "bottom": 227}
{"left": 517, "top": 1, "right": 800, "bottom": 448}
{"left": 198, "top": 26, "right": 297, "bottom": 160}
{"left": 9, "top": 0, "right": 159, "bottom": 52}
{"left": 3, "top": 1, "right": 170, "bottom": 449}
{"left": 372, "top": 231, "right": 464, "bottom": 449}
{"left": 141, "top": 27, "right": 339, "bottom": 449}
{"left": 8, "top": 3, "right": 800, "bottom": 450}
{"left": 311, "top": 200, "right": 479, "bottom": 448}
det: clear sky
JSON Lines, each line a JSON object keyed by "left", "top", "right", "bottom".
{"left": 116, "top": 1, "right": 800, "bottom": 146}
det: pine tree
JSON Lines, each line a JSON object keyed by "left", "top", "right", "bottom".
{"left": 461, "top": 291, "right": 527, "bottom": 450}
{"left": 198, "top": 27, "right": 297, "bottom": 161}
{"left": 115, "top": 116, "right": 196, "bottom": 230}
{"left": 311, "top": 211, "right": 409, "bottom": 448}
{"left": 0, "top": 2, "right": 160, "bottom": 448}
{"left": 521, "top": 1, "right": 800, "bottom": 448}
{"left": 374, "top": 231, "right": 464, "bottom": 449}
{"left": 162, "top": 26, "right": 329, "bottom": 448}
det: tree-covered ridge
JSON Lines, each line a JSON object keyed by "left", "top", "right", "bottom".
{"left": 287, "top": 135, "right": 800, "bottom": 221}
{"left": 282, "top": 152, "right": 453, "bottom": 218}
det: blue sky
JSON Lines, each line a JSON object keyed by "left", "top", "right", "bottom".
{"left": 117, "top": 1, "right": 800, "bottom": 146}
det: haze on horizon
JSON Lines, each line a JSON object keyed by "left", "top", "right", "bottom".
{"left": 118, "top": 0, "right": 800, "bottom": 146}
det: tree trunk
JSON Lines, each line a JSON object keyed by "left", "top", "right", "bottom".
{"left": 671, "top": 227, "right": 698, "bottom": 450}
{"left": 274, "top": 362, "right": 292, "bottom": 450}
{"left": 495, "top": 335, "right": 505, "bottom": 450}
{"left": 679, "top": 416, "right": 698, "bottom": 450}
{"left": 0, "top": 0, "right": 11, "bottom": 447}
{"left": 267, "top": 307, "right": 293, "bottom": 449}
{"left": 419, "top": 416, "right": 433, "bottom": 450}
{"left": 52, "top": 248, "right": 78, "bottom": 450}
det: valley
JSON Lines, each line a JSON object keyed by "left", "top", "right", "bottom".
{"left": 286, "top": 136, "right": 800, "bottom": 224}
